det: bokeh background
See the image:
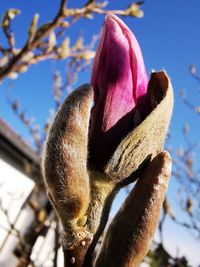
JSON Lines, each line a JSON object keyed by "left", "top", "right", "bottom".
{"left": 0, "top": 1, "right": 200, "bottom": 266}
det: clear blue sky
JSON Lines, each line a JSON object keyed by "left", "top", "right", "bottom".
{"left": 0, "top": 1, "right": 200, "bottom": 265}
{"left": 0, "top": 0, "right": 200, "bottom": 145}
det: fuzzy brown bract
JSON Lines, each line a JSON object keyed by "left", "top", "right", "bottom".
{"left": 42, "top": 71, "right": 173, "bottom": 267}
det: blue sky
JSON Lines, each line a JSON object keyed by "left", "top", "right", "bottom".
{"left": 1, "top": 0, "right": 200, "bottom": 145}
{"left": 0, "top": 0, "right": 200, "bottom": 265}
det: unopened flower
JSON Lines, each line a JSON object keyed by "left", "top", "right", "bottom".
{"left": 89, "top": 15, "right": 173, "bottom": 181}
{"left": 90, "top": 14, "right": 150, "bottom": 169}
{"left": 43, "top": 14, "right": 174, "bottom": 267}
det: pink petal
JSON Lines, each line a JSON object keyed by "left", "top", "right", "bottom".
{"left": 90, "top": 14, "right": 149, "bottom": 169}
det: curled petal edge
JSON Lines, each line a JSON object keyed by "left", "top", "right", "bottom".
{"left": 104, "top": 71, "right": 174, "bottom": 181}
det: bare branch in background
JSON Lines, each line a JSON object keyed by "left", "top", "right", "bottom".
{"left": 1, "top": 1, "right": 199, "bottom": 266}
{"left": 180, "top": 64, "right": 200, "bottom": 115}
{"left": 0, "top": 0, "right": 144, "bottom": 82}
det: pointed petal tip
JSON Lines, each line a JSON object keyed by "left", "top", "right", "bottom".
{"left": 105, "top": 13, "right": 130, "bottom": 33}
{"left": 104, "top": 14, "right": 123, "bottom": 37}
{"left": 105, "top": 13, "right": 124, "bottom": 25}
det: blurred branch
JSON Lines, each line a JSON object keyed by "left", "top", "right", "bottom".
{"left": 53, "top": 219, "right": 60, "bottom": 267}
{"left": 0, "top": 0, "right": 144, "bottom": 82}
{"left": 0, "top": 202, "right": 25, "bottom": 248}
{"left": 0, "top": 0, "right": 67, "bottom": 81}
{"left": 180, "top": 94, "right": 200, "bottom": 116}
{"left": 0, "top": 184, "right": 54, "bottom": 267}
{"left": 7, "top": 97, "right": 44, "bottom": 153}
{"left": 155, "top": 199, "right": 192, "bottom": 266}
{"left": 167, "top": 103, "right": 200, "bottom": 238}
{"left": 189, "top": 64, "right": 200, "bottom": 84}
{"left": 147, "top": 242, "right": 190, "bottom": 267}
{"left": 180, "top": 64, "right": 200, "bottom": 115}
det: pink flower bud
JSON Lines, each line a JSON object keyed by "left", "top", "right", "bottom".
{"left": 90, "top": 14, "right": 149, "bottom": 169}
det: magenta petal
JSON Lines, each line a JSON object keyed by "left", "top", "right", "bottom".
{"left": 90, "top": 14, "right": 149, "bottom": 169}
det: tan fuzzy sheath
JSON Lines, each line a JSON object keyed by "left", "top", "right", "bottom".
{"left": 104, "top": 71, "right": 173, "bottom": 181}
{"left": 43, "top": 84, "right": 93, "bottom": 233}
{"left": 95, "top": 151, "right": 172, "bottom": 267}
